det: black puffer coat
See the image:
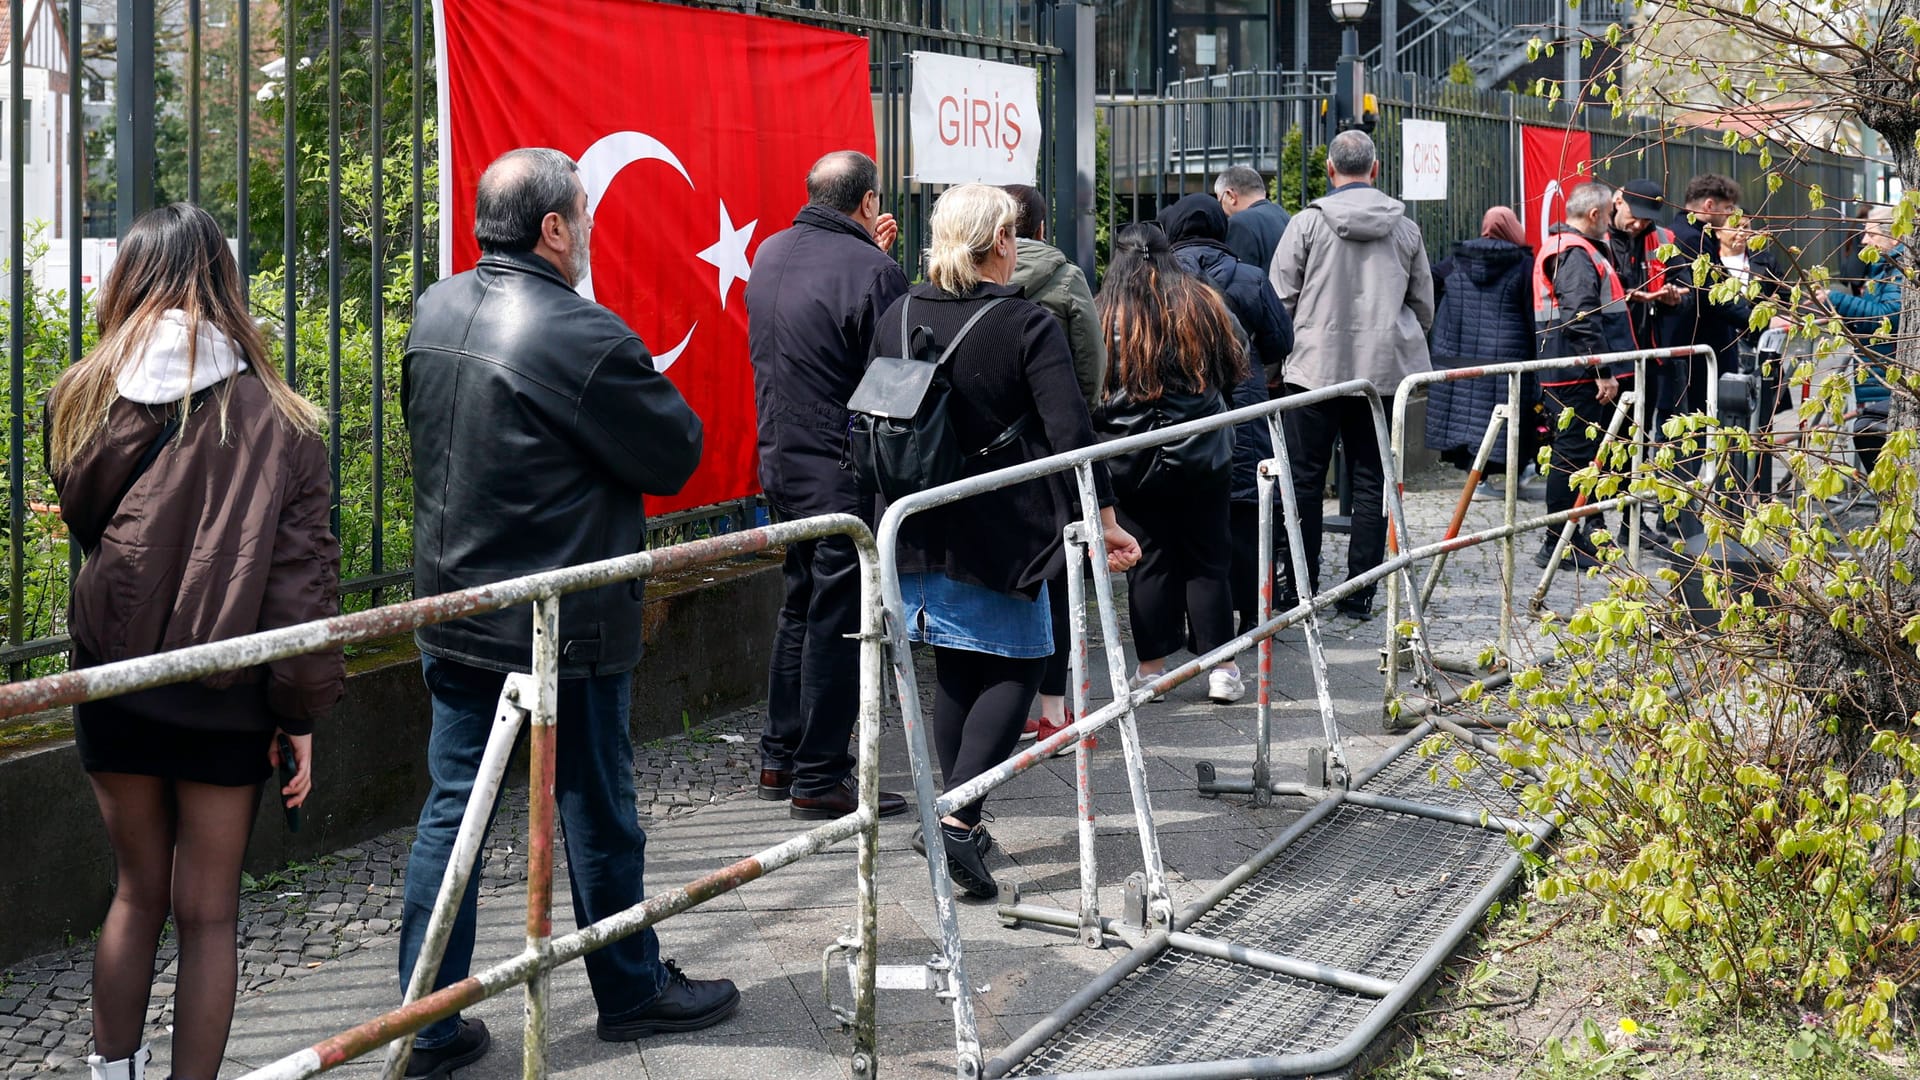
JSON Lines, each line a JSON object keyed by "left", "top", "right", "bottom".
{"left": 1426, "top": 238, "right": 1537, "bottom": 463}
{"left": 1158, "top": 195, "right": 1294, "bottom": 377}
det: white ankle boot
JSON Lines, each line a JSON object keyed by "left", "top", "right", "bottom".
{"left": 86, "top": 1045, "right": 151, "bottom": 1080}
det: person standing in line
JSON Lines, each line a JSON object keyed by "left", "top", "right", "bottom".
{"left": 1824, "top": 205, "right": 1905, "bottom": 473}
{"left": 1269, "top": 130, "right": 1433, "bottom": 617}
{"left": 1832, "top": 203, "right": 1876, "bottom": 297}
{"left": 1532, "top": 181, "right": 1638, "bottom": 570}
{"left": 873, "top": 184, "right": 1140, "bottom": 899}
{"left": 1002, "top": 183, "right": 1109, "bottom": 747}
{"left": 1605, "top": 179, "right": 1684, "bottom": 536}
{"left": 745, "top": 151, "right": 911, "bottom": 821}
{"left": 1156, "top": 193, "right": 1294, "bottom": 638}
{"left": 1215, "top": 165, "right": 1292, "bottom": 274}
{"left": 398, "top": 148, "right": 732, "bottom": 1073}
{"left": 1425, "top": 206, "right": 1538, "bottom": 484}
{"left": 52, "top": 203, "right": 343, "bottom": 1080}
{"left": 1659, "top": 173, "right": 1752, "bottom": 422}
{"left": 1098, "top": 224, "right": 1248, "bottom": 703}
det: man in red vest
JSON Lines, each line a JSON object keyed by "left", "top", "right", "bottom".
{"left": 1533, "top": 181, "right": 1637, "bottom": 569}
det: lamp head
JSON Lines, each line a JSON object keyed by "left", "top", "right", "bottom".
{"left": 1330, "top": 0, "right": 1371, "bottom": 24}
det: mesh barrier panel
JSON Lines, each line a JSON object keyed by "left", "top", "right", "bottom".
{"left": 1185, "top": 805, "right": 1515, "bottom": 982}
{"left": 1006, "top": 949, "right": 1376, "bottom": 1076}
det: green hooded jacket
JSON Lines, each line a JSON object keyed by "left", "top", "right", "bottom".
{"left": 1008, "top": 237, "right": 1107, "bottom": 411}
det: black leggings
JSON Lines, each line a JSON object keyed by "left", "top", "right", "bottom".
{"left": 1119, "top": 484, "right": 1235, "bottom": 663}
{"left": 933, "top": 647, "right": 1043, "bottom": 827}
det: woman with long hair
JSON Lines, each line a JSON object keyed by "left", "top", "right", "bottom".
{"left": 51, "top": 203, "right": 343, "bottom": 1080}
{"left": 874, "top": 184, "right": 1139, "bottom": 900}
{"left": 1096, "top": 223, "right": 1248, "bottom": 702}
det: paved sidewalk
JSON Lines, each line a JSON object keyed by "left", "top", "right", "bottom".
{"left": 0, "top": 466, "right": 1614, "bottom": 1079}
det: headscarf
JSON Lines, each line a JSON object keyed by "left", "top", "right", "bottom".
{"left": 1480, "top": 206, "right": 1526, "bottom": 247}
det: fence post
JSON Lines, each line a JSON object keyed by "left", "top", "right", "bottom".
{"left": 1052, "top": 0, "right": 1096, "bottom": 281}
{"left": 115, "top": 0, "right": 158, "bottom": 227}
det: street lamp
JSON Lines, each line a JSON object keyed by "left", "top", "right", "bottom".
{"left": 1327, "top": 0, "right": 1373, "bottom": 140}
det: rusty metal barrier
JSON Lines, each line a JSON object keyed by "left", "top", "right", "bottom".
{"left": 0, "top": 516, "right": 888, "bottom": 1080}
{"left": 1383, "top": 346, "right": 1720, "bottom": 720}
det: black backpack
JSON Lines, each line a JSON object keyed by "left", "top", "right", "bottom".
{"left": 846, "top": 296, "right": 1029, "bottom": 501}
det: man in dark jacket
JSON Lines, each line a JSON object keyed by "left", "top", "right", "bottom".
{"left": 1607, "top": 179, "right": 1683, "bottom": 354}
{"left": 1215, "top": 165, "right": 1291, "bottom": 274}
{"left": 744, "top": 151, "right": 910, "bottom": 821}
{"left": 1660, "top": 173, "right": 1751, "bottom": 419}
{"left": 399, "top": 148, "right": 730, "bottom": 1072}
{"left": 1157, "top": 192, "right": 1294, "bottom": 631}
{"left": 1534, "top": 181, "right": 1636, "bottom": 569}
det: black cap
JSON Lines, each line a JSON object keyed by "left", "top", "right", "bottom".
{"left": 1619, "top": 179, "right": 1668, "bottom": 224}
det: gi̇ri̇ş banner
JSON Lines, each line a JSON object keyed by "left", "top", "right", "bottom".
{"left": 909, "top": 52, "right": 1041, "bottom": 185}
{"left": 436, "top": 0, "right": 874, "bottom": 513}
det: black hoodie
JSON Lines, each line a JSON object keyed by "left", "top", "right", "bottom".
{"left": 1156, "top": 194, "right": 1295, "bottom": 376}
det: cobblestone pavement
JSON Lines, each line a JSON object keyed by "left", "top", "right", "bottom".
{"left": 0, "top": 464, "right": 1608, "bottom": 1077}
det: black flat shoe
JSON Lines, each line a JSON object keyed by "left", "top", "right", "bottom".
{"left": 910, "top": 824, "right": 992, "bottom": 859}
{"left": 597, "top": 960, "right": 741, "bottom": 1041}
{"left": 935, "top": 825, "right": 998, "bottom": 900}
{"left": 404, "top": 1018, "right": 490, "bottom": 1079}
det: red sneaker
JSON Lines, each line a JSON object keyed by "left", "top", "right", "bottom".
{"left": 1032, "top": 718, "right": 1082, "bottom": 758}
{"left": 1019, "top": 716, "right": 1042, "bottom": 742}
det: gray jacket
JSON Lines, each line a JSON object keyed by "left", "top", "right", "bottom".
{"left": 1009, "top": 237, "right": 1107, "bottom": 410}
{"left": 1269, "top": 184, "right": 1434, "bottom": 394}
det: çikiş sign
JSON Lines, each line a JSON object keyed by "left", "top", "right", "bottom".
{"left": 909, "top": 52, "right": 1041, "bottom": 185}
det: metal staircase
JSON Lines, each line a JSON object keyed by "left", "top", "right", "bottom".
{"left": 1365, "top": 0, "right": 1633, "bottom": 89}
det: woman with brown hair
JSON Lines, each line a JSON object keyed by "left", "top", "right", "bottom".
{"left": 50, "top": 203, "right": 343, "bottom": 1080}
{"left": 1096, "top": 222, "right": 1249, "bottom": 703}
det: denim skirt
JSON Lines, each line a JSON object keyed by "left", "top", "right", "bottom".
{"left": 899, "top": 572, "right": 1052, "bottom": 659}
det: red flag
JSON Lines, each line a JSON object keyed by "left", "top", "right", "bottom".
{"left": 436, "top": 0, "right": 874, "bottom": 513}
{"left": 1520, "top": 126, "right": 1593, "bottom": 251}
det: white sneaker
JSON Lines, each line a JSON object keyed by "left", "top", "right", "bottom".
{"left": 88, "top": 1046, "right": 150, "bottom": 1080}
{"left": 1207, "top": 668, "right": 1247, "bottom": 704}
{"left": 1128, "top": 670, "right": 1167, "bottom": 703}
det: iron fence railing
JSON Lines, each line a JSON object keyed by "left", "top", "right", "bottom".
{"left": 2, "top": 0, "right": 1061, "bottom": 688}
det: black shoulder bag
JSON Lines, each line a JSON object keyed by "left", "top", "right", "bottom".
{"left": 846, "top": 297, "right": 1031, "bottom": 501}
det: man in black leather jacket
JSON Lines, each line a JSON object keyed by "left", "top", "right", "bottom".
{"left": 397, "top": 148, "right": 731, "bottom": 1074}
{"left": 745, "top": 151, "right": 910, "bottom": 821}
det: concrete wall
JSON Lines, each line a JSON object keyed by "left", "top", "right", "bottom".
{"left": 0, "top": 556, "right": 784, "bottom": 969}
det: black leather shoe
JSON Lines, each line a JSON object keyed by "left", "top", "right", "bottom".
{"left": 790, "top": 780, "right": 908, "bottom": 820}
{"left": 938, "top": 826, "right": 999, "bottom": 900}
{"left": 597, "top": 960, "right": 741, "bottom": 1041}
{"left": 1335, "top": 596, "right": 1375, "bottom": 619}
{"left": 404, "top": 1018, "right": 490, "bottom": 1079}
{"left": 757, "top": 768, "right": 792, "bottom": 801}
{"left": 911, "top": 823, "right": 992, "bottom": 859}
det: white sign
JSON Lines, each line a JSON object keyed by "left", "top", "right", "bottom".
{"left": 909, "top": 52, "right": 1041, "bottom": 185}
{"left": 1401, "top": 118, "right": 1448, "bottom": 202}
{"left": 1194, "top": 34, "right": 1218, "bottom": 67}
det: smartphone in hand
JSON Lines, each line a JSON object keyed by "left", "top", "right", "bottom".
{"left": 277, "top": 733, "right": 304, "bottom": 834}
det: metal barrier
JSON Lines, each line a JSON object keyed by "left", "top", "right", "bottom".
{"left": 0, "top": 516, "right": 888, "bottom": 1080}
{"left": 875, "top": 380, "right": 1453, "bottom": 1078}
{"left": 1383, "top": 345, "right": 1721, "bottom": 717}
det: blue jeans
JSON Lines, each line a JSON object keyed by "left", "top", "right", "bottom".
{"left": 398, "top": 656, "right": 669, "bottom": 1048}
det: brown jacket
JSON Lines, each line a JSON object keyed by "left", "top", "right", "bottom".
{"left": 53, "top": 373, "right": 344, "bottom": 733}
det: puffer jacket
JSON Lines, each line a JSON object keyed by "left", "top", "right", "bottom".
{"left": 54, "top": 360, "right": 343, "bottom": 734}
{"left": 1270, "top": 184, "right": 1434, "bottom": 395}
{"left": 1829, "top": 244, "right": 1906, "bottom": 404}
{"left": 1227, "top": 363, "right": 1274, "bottom": 503}
{"left": 1426, "top": 238, "right": 1537, "bottom": 463}
{"left": 1008, "top": 237, "right": 1107, "bottom": 411}
{"left": 1158, "top": 194, "right": 1295, "bottom": 381}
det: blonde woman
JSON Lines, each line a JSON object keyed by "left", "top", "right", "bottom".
{"left": 872, "top": 184, "right": 1139, "bottom": 900}
{"left": 49, "top": 203, "right": 342, "bottom": 1080}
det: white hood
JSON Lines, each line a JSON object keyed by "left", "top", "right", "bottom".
{"left": 116, "top": 309, "right": 250, "bottom": 405}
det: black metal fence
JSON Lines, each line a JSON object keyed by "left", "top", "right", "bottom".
{"left": 1098, "top": 70, "right": 1866, "bottom": 270}
{"left": 0, "top": 0, "right": 1068, "bottom": 689}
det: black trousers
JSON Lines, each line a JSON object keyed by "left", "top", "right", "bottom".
{"left": 1228, "top": 500, "right": 1269, "bottom": 632}
{"left": 1278, "top": 387, "right": 1387, "bottom": 605}
{"left": 762, "top": 504, "right": 863, "bottom": 798}
{"left": 932, "top": 647, "right": 1043, "bottom": 827}
{"left": 1542, "top": 381, "right": 1611, "bottom": 536}
{"left": 1119, "top": 481, "right": 1234, "bottom": 663}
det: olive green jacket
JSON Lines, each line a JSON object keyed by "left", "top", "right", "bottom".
{"left": 1009, "top": 238, "right": 1107, "bottom": 411}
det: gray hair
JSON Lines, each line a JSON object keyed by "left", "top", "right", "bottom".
{"left": 1565, "top": 181, "right": 1614, "bottom": 223}
{"left": 1327, "top": 131, "right": 1377, "bottom": 179}
{"left": 475, "top": 148, "right": 581, "bottom": 254}
{"left": 1214, "top": 165, "right": 1267, "bottom": 198}
{"left": 807, "top": 151, "right": 880, "bottom": 215}
{"left": 926, "top": 184, "right": 1016, "bottom": 295}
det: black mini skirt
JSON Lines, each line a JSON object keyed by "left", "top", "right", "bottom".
{"left": 74, "top": 692, "right": 276, "bottom": 787}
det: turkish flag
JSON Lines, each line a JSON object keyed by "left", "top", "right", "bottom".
{"left": 436, "top": 0, "right": 874, "bottom": 513}
{"left": 1520, "top": 126, "right": 1594, "bottom": 251}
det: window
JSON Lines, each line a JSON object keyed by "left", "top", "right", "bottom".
{"left": 87, "top": 77, "right": 107, "bottom": 103}
{"left": 206, "top": 1, "right": 229, "bottom": 28}
{"left": 208, "top": 56, "right": 228, "bottom": 80}
{"left": 22, "top": 100, "right": 30, "bottom": 165}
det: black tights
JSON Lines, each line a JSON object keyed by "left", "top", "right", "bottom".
{"left": 88, "top": 774, "right": 259, "bottom": 1080}
{"left": 932, "top": 647, "right": 1043, "bottom": 827}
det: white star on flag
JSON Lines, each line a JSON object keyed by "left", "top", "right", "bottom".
{"left": 696, "top": 201, "right": 758, "bottom": 310}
